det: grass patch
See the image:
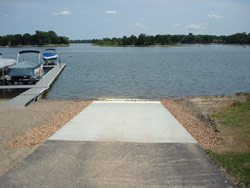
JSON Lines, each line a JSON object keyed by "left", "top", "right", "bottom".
{"left": 212, "top": 96, "right": 250, "bottom": 128}
{"left": 243, "top": 92, "right": 250, "bottom": 97}
{"left": 207, "top": 151, "right": 250, "bottom": 188}
{"left": 210, "top": 93, "right": 250, "bottom": 187}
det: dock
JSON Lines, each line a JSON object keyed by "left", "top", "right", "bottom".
{"left": 0, "top": 63, "right": 66, "bottom": 108}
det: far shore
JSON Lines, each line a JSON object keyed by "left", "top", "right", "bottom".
{"left": 92, "top": 43, "right": 250, "bottom": 47}
{"left": 1, "top": 43, "right": 249, "bottom": 48}
{"left": 0, "top": 44, "right": 69, "bottom": 48}
{"left": 92, "top": 43, "right": 181, "bottom": 47}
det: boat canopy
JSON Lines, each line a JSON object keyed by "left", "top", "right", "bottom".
{"left": 9, "top": 61, "right": 40, "bottom": 76}
{"left": 45, "top": 49, "right": 56, "bottom": 51}
{"left": 17, "top": 50, "right": 41, "bottom": 65}
{"left": 19, "top": 50, "right": 40, "bottom": 54}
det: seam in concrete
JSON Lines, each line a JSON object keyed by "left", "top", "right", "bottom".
{"left": 120, "top": 103, "right": 127, "bottom": 140}
{"left": 94, "top": 101, "right": 161, "bottom": 104}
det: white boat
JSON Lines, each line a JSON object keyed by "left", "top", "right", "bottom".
{"left": 9, "top": 50, "right": 43, "bottom": 85}
{"left": 0, "top": 53, "right": 17, "bottom": 85}
{"left": 43, "top": 48, "right": 58, "bottom": 66}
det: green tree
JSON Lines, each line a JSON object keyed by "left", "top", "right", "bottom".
{"left": 122, "top": 36, "right": 129, "bottom": 45}
{"left": 47, "top": 30, "right": 58, "bottom": 44}
{"left": 22, "top": 33, "right": 31, "bottom": 45}
{"left": 171, "top": 35, "right": 181, "bottom": 43}
{"left": 2, "top": 36, "right": 9, "bottom": 46}
{"left": 247, "top": 33, "right": 250, "bottom": 44}
{"left": 183, "top": 33, "right": 195, "bottom": 43}
{"left": 58, "top": 36, "right": 69, "bottom": 44}
{"left": 128, "top": 35, "right": 137, "bottom": 45}
{"left": 136, "top": 33, "right": 147, "bottom": 45}
{"left": 34, "top": 30, "right": 50, "bottom": 45}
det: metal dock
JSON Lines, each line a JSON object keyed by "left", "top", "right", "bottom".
{"left": 0, "top": 63, "right": 66, "bottom": 109}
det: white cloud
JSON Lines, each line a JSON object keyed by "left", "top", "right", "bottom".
{"left": 39, "top": 23, "right": 43, "bottom": 26}
{"left": 4, "top": 14, "right": 8, "bottom": 17}
{"left": 172, "top": 24, "right": 181, "bottom": 30}
{"left": 105, "top": 10, "right": 117, "bottom": 14}
{"left": 173, "top": 24, "right": 180, "bottom": 27}
{"left": 186, "top": 23, "right": 207, "bottom": 30}
{"left": 207, "top": 13, "right": 223, "bottom": 19}
{"left": 53, "top": 10, "right": 71, "bottom": 16}
{"left": 131, "top": 22, "right": 146, "bottom": 29}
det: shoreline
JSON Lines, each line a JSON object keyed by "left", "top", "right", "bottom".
{"left": 92, "top": 43, "right": 250, "bottom": 47}
{"left": 0, "top": 94, "right": 248, "bottom": 186}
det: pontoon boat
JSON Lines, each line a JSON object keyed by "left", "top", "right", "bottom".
{"left": 9, "top": 50, "right": 43, "bottom": 84}
{"left": 0, "top": 53, "right": 17, "bottom": 85}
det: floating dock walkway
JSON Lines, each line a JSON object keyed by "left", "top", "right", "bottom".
{"left": 0, "top": 63, "right": 66, "bottom": 109}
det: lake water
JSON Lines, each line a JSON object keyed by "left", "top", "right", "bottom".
{"left": 1, "top": 44, "right": 250, "bottom": 99}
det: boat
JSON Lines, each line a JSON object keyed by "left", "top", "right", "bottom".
{"left": 42, "top": 48, "right": 58, "bottom": 66}
{"left": 0, "top": 53, "right": 17, "bottom": 85}
{"left": 9, "top": 50, "right": 43, "bottom": 85}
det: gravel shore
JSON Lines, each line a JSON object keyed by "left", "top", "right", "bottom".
{"left": 0, "top": 95, "right": 240, "bottom": 176}
{"left": 162, "top": 99, "right": 221, "bottom": 149}
{"left": 162, "top": 95, "right": 242, "bottom": 150}
{"left": 0, "top": 99, "right": 91, "bottom": 176}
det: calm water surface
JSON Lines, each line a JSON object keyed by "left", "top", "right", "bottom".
{"left": 1, "top": 44, "right": 250, "bottom": 99}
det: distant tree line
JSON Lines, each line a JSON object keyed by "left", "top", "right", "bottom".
{"left": 70, "top": 39, "right": 97, "bottom": 43}
{"left": 92, "top": 32, "right": 250, "bottom": 46}
{"left": 0, "top": 31, "right": 69, "bottom": 46}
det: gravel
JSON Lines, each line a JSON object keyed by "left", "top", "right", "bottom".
{"left": 161, "top": 99, "right": 221, "bottom": 149}
{"left": 9, "top": 98, "right": 221, "bottom": 149}
{"left": 10, "top": 100, "right": 92, "bottom": 148}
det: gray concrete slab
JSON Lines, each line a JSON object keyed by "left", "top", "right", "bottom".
{"left": 49, "top": 101, "right": 197, "bottom": 143}
{"left": 0, "top": 141, "right": 233, "bottom": 188}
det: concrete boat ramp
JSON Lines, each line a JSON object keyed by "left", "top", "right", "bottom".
{"left": 0, "top": 63, "right": 66, "bottom": 108}
{"left": 50, "top": 101, "right": 196, "bottom": 143}
{"left": 0, "top": 100, "right": 233, "bottom": 187}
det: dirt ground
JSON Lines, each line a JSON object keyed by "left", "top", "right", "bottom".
{"left": 162, "top": 95, "right": 245, "bottom": 151}
{"left": 0, "top": 99, "right": 91, "bottom": 176}
{"left": 171, "top": 95, "right": 242, "bottom": 122}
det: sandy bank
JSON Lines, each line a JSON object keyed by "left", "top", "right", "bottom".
{"left": 161, "top": 95, "right": 243, "bottom": 150}
{"left": 0, "top": 99, "right": 91, "bottom": 176}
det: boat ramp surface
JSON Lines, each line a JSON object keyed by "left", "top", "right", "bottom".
{"left": 0, "top": 63, "right": 66, "bottom": 109}
{"left": 0, "top": 100, "right": 233, "bottom": 187}
{"left": 49, "top": 101, "right": 197, "bottom": 143}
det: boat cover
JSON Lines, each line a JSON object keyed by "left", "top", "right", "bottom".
{"left": 0, "top": 59, "right": 17, "bottom": 69}
{"left": 43, "top": 52, "right": 58, "bottom": 60}
{"left": 9, "top": 61, "right": 41, "bottom": 76}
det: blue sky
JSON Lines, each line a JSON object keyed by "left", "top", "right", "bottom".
{"left": 1, "top": 0, "right": 250, "bottom": 39}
